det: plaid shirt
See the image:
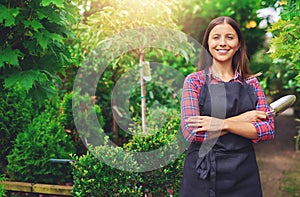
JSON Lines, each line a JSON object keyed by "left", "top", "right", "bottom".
{"left": 181, "top": 69, "right": 275, "bottom": 143}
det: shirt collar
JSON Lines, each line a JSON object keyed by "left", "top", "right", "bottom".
{"left": 207, "top": 66, "right": 240, "bottom": 82}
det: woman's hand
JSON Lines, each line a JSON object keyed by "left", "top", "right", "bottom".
{"left": 186, "top": 116, "right": 223, "bottom": 133}
{"left": 186, "top": 116, "right": 225, "bottom": 133}
{"left": 228, "top": 110, "right": 267, "bottom": 123}
{"left": 186, "top": 116, "right": 228, "bottom": 139}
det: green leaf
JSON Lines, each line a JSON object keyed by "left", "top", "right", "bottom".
{"left": 31, "top": 20, "right": 44, "bottom": 31}
{"left": 33, "top": 30, "right": 50, "bottom": 50}
{"left": 4, "top": 70, "right": 48, "bottom": 91}
{"left": 24, "top": 20, "right": 44, "bottom": 32}
{"left": 0, "top": 48, "right": 23, "bottom": 67}
{"left": 42, "top": 0, "right": 64, "bottom": 8}
{"left": 0, "top": 5, "right": 19, "bottom": 27}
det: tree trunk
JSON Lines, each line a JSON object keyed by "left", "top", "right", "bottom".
{"left": 139, "top": 49, "right": 147, "bottom": 133}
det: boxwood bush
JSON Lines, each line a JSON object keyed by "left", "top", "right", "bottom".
{"left": 124, "top": 108, "right": 186, "bottom": 196}
{"left": 72, "top": 107, "right": 186, "bottom": 196}
{"left": 72, "top": 144, "right": 143, "bottom": 197}
{"left": 6, "top": 100, "right": 75, "bottom": 184}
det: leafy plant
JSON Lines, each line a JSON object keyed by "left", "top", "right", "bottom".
{"left": 71, "top": 107, "right": 186, "bottom": 196}
{"left": 123, "top": 108, "right": 186, "bottom": 196}
{"left": 74, "top": 0, "right": 194, "bottom": 135}
{"left": 0, "top": 86, "right": 36, "bottom": 171}
{"left": 71, "top": 146, "right": 143, "bottom": 197}
{"left": 267, "top": 18, "right": 300, "bottom": 90}
{"left": 0, "top": 0, "right": 77, "bottom": 105}
{"left": 6, "top": 100, "right": 75, "bottom": 184}
{"left": 267, "top": 0, "right": 300, "bottom": 100}
{"left": 61, "top": 92, "right": 105, "bottom": 156}
{"left": 0, "top": 174, "right": 6, "bottom": 197}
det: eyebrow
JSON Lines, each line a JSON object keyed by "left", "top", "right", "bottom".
{"left": 211, "top": 33, "right": 236, "bottom": 36}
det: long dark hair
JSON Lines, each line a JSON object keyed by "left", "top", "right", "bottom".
{"left": 197, "top": 16, "right": 251, "bottom": 79}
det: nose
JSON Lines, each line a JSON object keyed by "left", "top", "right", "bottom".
{"left": 219, "top": 37, "right": 226, "bottom": 46}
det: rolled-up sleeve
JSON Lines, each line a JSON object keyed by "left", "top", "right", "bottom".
{"left": 181, "top": 72, "right": 206, "bottom": 142}
{"left": 248, "top": 78, "right": 275, "bottom": 143}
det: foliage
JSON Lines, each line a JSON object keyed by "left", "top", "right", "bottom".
{"left": 267, "top": 0, "right": 300, "bottom": 112}
{"left": 6, "top": 100, "right": 75, "bottom": 184}
{"left": 70, "top": 0, "right": 195, "bottom": 137}
{"left": 71, "top": 147, "right": 143, "bottom": 197}
{"left": 0, "top": 174, "right": 6, "bottom": 197}
{"left": 267, "top": 3, "right": 300, "bottom": 89}
{"left": 0, "top": 86, "right": 36, "bottom": 170}
{"left": 0, "top": 0, "right": 77, "bottom": 105}
{"left": 123, "top": 108, "right": 186, "bottom": 196}
{"left": 61, "top": 92, "right": 105, "bottom": 156}
{"left": 71, "top": 108, "right": 186, "bottom": 196}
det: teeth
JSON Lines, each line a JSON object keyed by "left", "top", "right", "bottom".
{"left": 217, "top": 49, "right": 229, "bottom": 53}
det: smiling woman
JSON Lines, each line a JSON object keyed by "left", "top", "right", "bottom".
{"left": 180, "top": 16, "right": 275, "bottom": 197}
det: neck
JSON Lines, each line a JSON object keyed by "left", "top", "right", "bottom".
{"left": 211, "top": 61, "right": 234, "bottom": 82}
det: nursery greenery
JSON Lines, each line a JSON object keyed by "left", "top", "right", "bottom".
{"left": 0, "top": 174, "right": 6, "bottom": 197}
{"left": 0, "top": 86, "right": 36, "bottom": 171}
{"left": 0, "top": 0, "right": 77, "bottom": 105}
{"left": 267, "top": 0, "right": 300, "bottom": 100}
{"left": 265, "top": 0, "right": 300, "bottom": 118}
{"left": 72, "top": 108, "right": 185, "bottom": 196}
{"left": 6, "top": 101, "right": 75, "bottom": 184}
{"left": 61, "top": 92, "right": 105, "bottom": 156}
{"left": 2, "top": 0, "right": 300, "bottom": 196}
{"left": 124, "top": 108, "right": 185, "bottom": 196}
{"left": 72, "top": 147, "right": 143, "bottom": 197}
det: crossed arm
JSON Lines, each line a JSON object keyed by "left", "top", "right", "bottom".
{"left": 181, "top": 73, "right": 275, "bottom": 143}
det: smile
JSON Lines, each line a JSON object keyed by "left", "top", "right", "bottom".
{"left": 216, "top": 49, "right": 230, "bottom": 53}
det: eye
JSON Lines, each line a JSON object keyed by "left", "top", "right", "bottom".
{"left": 212, "top": 36, "right": 219, "bottom": 40}
{"left": 227, "top": 35, "right": 235, "bottom": 40}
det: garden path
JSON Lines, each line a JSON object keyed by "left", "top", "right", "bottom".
{"left": 255, "top": 111, "right": 300, "bottom": 197}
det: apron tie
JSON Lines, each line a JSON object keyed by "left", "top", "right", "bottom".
{"left": 196, "top": 149, "right": 217, "bottom": 197}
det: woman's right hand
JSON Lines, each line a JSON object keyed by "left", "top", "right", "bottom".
{"left": 228, "top": 110, "right": 267, "bottom": 123}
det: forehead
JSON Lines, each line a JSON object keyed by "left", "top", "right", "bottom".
{"left": 210, "top": 23, "right": 237, "bottom": 35}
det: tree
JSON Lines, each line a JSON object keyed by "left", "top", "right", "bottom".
{"left": 0, "top": 0, "right": 77, "bottom": 105}
{"left": 74, "top": 0, "right": 194, "bottom": 134}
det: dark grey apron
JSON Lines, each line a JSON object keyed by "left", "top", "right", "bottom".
{"left": 180, "top": 72, "right": 263, "bottom": 197}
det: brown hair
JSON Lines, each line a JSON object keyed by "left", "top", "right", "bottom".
{"left": 197, "top": 16, "right": 252, "bottom": 79}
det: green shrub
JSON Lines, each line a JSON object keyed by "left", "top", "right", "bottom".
{"left": 0, "top": 174, "right": 6, "bottom": 197}
{"left": 71, "top": 145, "right": 143, "bottom": 197}
{"left": 6, "top": 100, "right": 75, "bottom": 184}
{"left": 60, "top": 92, "right": 105, "bottom": 156}
{"left": 124, "top": 108, "right": 186, "bottom": 196}
{"left": 71, "top": 106, "right": 185, "bottom": 196}
{"left": 0, "top": 86, "right": 36, "bottom": 170}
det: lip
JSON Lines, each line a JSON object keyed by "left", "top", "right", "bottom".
{"left": 215, "top": 49, "right": 230, "bottom": 54}
{"left": 216, "top": 49, "right": 230, "bottom": 52}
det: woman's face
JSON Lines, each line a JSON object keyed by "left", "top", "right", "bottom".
{"left": 208, "top": 23, "right": 240, "bottom": 64}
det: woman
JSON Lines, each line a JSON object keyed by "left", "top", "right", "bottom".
{"left": 180, "top": 16, "right": 275, "bottom": 197}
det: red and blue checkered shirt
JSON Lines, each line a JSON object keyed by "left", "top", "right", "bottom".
{"left": 181, "top": 69, "right": 275, "bottom": 143}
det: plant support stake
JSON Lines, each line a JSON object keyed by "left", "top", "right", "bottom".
{"left": 139, "top": 49, "right": 147, "bottom": 133}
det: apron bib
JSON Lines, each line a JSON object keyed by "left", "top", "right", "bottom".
{"left": 180, "top": 72, "right": 262, "bottom": 197}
